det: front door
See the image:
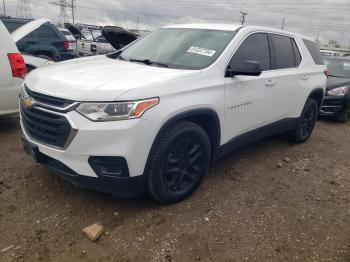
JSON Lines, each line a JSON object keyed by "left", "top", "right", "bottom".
{"left": 223, "top": 33, "right": 276, "bottom": 143}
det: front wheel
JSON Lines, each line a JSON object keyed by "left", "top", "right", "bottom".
{"left": 146, "top": 121, "right": 211, "bottom": 203}
{"left": 287, "top": 98, "right": 318, "bottom": 143}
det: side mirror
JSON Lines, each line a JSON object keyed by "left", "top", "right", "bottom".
{"left": 226, "top": 61, "right": 262, "bottom": 77}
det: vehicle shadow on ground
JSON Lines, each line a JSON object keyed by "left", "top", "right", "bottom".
{"left": 0, "top": 115, "right": 20, "bottom": 134}
{"left": 39, "top": 134, "right": 289, "bottom": 214}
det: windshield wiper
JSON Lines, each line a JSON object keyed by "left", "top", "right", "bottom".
{"left": 118, "top": 55, "right": 128, "bottom": 61}
{"left": 128, "top": 58, "right": 169, "bottom": 68}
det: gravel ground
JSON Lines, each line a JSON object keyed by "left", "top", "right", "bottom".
{"left": 0, "top": 115, "right": 350, "bottom": 262}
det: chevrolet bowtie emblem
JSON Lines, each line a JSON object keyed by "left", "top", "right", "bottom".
{"left": 22, "top": 98, "right": 35, "bottom": 109}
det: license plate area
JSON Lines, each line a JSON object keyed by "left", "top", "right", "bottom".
{"left": 22, "top": 137, "right": 40, "bottom": 162}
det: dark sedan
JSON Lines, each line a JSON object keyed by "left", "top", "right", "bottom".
{"left": 320, "top": 57, "right": 350, "bottom": 122}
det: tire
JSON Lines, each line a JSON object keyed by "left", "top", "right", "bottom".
{"left": 146, "top": 121, "right": 211, "bottom": 203}
{"left": 336, "top": 110, "right": 349, "bottom": 123}
{"left": 288, "top": 98, "right": 318, "bottom": 143}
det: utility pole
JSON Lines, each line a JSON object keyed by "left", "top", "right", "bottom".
{"left": 2, "top": 0, "right": 6, "bottom": 17}
{"left": 240, "top": 10, "right": 247, "bottom": 25}
{"left": 51, "top": 0, "right": 76, "bottom": 28}
{"left": 71, "top": 0, "right": 75, "bottom": 26}
{"left": 136, "top": 16, "right": 139, "bottom": 31}
{"left": 16, "top": 0, "right": 32, "bottom": 19}
{"left": 281, "top": 17, "right": 285, "bottom": 30}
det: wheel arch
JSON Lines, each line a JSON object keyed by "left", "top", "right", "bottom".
{"left": 144, "top": 108, "right": 221, "bottom": 175}
{"left": 307, "top": 88, "right": 325, "bottom": 111}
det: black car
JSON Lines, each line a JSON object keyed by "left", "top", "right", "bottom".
{"left": 320, "top": 57, "right": 350, "bottom": 122}
{"left": 1, "top": 18, "right": 74, "bottom": 61}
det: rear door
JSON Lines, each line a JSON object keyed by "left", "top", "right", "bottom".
{"left": 268, "top": 33, "right": 303, "bottom": 120}
{"left": 224, "top": 32, "right": 276, "bottom": 142}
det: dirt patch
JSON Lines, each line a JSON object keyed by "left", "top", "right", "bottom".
{"left": 1, "top": 115, "right": 350, "bottom": 261}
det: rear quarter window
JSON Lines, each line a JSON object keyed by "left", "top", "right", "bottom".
{"left": 1, "top": 20, "right": 26, "bottom": 32}
{"left": 303, "top": 39, "right": 324, "bottom": 65}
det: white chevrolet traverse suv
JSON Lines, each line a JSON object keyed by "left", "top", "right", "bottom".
{"left": 20, "top": 24, "right": 327, "bottom": 203}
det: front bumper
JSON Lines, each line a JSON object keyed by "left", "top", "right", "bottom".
{"left": 21, "top": 108, "right": 159, "bottom": 196}
{"left": 35, "top": 150, "right": 145, "bottom": 197}
{"left": 320, "top": 95, "right": 350, "bottom": 116}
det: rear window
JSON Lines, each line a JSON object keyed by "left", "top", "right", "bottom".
{"left": 1, "top": 20, "right": 27, "bottom": 32}
{"left": 36, "top": 25, "right": 59, "bottom": 39}
{"left": 303, "top": 39, "right": 324, "bottom": 65}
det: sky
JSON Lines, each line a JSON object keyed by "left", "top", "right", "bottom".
{"left": 2, "top": 0, "right": 350, "bottom": 47}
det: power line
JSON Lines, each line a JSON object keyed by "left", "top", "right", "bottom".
{"left": 2, "top": 0, "right": 6, "bottom": 16}
{"left": 51, "top": 0, "right": 76, "bottom": 27}
{"left": 16, "top": 0, "right": 32, "bottom": 19}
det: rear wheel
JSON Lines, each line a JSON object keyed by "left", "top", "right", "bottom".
{"left": 288, "top": 98, "right": 318, "bottom": 143}
{"left": 147, "top": 121, "right": 211, "bottom": 203}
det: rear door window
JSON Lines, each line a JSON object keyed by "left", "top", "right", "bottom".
{"left": 230, "top": 33, "right": 271, "bottom": 71}
{"left": 270, "top": 34, "right": 296, "bottom": 69}
{"left": 303, "top": 39, "right": 324, "bottom": 65}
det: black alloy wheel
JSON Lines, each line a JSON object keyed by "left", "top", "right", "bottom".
{"left": 147, "top": 121, "right": 211, "bottom": 203}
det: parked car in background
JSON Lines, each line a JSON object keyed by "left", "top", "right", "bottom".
{"left": 320, "top": 57, "right": 350, "bottom": 122}
{"left": 0, "top": 20, "right": 26, "bottom": 116}
{"left": 1, "top": 17, "right": 74, "bottom": 61}
{"left": 73, "top": 25, "right": 138, "bottom": 56}
{"left": 320, "top": 49, "right": 341, "bottom": 57}
{"left": 0, "top": 20, "right": 53, "bottom": 117}
{"left": 21, "top": 24, "right": 327, "bottom": 203}
{"left": 76, "top": 34, "right": 115, "bottom": 56}
{"left": 59, "top": 28, "right": 76, "bottom": 51}
{"left": 11, "top": 19, "right": 55, "bottom": 72}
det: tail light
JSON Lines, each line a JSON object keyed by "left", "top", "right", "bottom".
{"left": 324, "top": 69, "right": 329, "bottom": 77}
{"left": 63, "top": 40, "right": 69, "bottom": 50}
{"left": 7, "top": 53, "right": 27, "bottom": 79}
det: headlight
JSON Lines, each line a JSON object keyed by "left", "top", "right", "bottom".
{"left": 327, "top": 86, "right": 349, "bottom": 96}
{"left": 76, "top": 98, "right": 159, "bottom": 121}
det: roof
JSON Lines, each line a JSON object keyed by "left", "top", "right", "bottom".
{"left": 163, "top": 23, "right": 242, "bottom": 31}
{"left": 162, "top": 23, "right": 314, "bottom": 41}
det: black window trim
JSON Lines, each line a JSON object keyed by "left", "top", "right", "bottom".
{"left": 226, "top": 31, "right": 273, "bottom": 75}
{"left": 268, "top": 32, "right": 304, "bottom": 71}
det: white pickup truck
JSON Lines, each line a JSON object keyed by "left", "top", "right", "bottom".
{"left": 73, "top": 26, "right": 139, "bottom": 57}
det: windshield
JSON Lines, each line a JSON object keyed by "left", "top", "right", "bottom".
{"left": 119, "top": 28, "right": 237, "bottom": 70}
{"left": 324, "top": 59, "right": 350, "bottom": 78}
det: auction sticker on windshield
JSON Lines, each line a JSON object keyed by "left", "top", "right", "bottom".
{"left": 187, "top": 46, "right": 216, "bottom": 57}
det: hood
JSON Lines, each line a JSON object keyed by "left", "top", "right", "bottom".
{"left": 66, "top": 24, "right": 84, "bottom": 40}
{"left": 327, "top": 76, "right": 350, "bottom": 90}
{"left": 101, "top": 26, "right": 139, "bottom": 50}
{"left": 11, "top": 18, "right": 50, "bottom": 43}
{"left": 25, "top": 55, "right": 200, "bottom": 101}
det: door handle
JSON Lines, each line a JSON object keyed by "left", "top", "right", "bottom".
{"left": 265, "top": 79, "right": 276, "bottom": 87}
{"left": 302, "top": 75, "right": 310, "bottom": 80}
